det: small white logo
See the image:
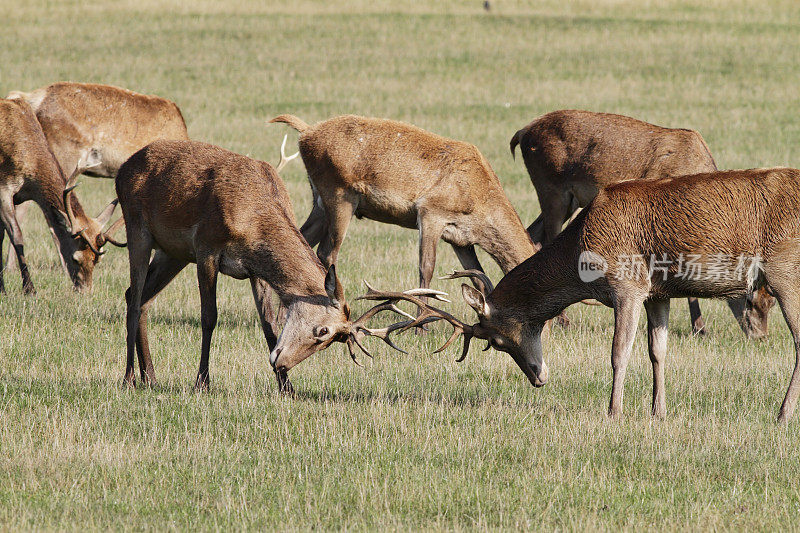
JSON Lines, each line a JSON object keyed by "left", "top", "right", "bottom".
{"left": 578, "top": 251, "right": 608, "bottom": 283}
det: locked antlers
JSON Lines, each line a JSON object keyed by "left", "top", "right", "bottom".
{"left": 349, "top": 282, "right": 479, "bottom": 364}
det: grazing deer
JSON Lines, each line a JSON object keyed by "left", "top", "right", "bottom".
{"left": 268, "top": 114, "right": 538, "bottom": 301}
{"left": 0, "top": 98, "right": 125, "bottom": 294}
{"left": 6, "top": 82, "right": 188, "bottom": 270}
{"left": 510, "top": 109, "right": 775, "bottom": 337}
{"left": 400, "top": 168, "right": 800, "bottom": 423}
{"left": 115, "top": 139, "right": 429, "bottom": 391}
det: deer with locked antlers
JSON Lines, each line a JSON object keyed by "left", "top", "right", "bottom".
{"left": 511, "top": 109, "right": 776, "bottom": 338}
{"left": 115, "top": 139, "right": 432, "bottom": 391}
{"left": 399, "top": 168, "right": 800, "bottom": 423}
{"left": 0, "top": 98, "right": 125, "bottom": 294}
{"left": 268, "top": 114, "right": 538, "bottom": 308}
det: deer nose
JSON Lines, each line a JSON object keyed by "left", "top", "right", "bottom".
{"left": 269, "top": 347, "right": 282, "bottom": 368}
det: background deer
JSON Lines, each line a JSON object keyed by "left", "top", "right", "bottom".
{"left": 408, "top": 168, "right": 800, "bottom": 423}
{"left": 510, "top": 109, "right": 775, "bottom": 337}
{"left": 0, "top": 98, "right": 124, "bottom": 294}
{"left": 6, "top": 82, "right": 188, "bottom": 270}
{"left": 269, "top": 114, "right": 538, "bottom": 313}
{"left": 116, "top": 139, "right": 428, "bottom": 392}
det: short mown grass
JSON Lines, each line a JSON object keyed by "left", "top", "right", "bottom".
{"left": 2, "top": 1, "right": 800, "bottom": 529}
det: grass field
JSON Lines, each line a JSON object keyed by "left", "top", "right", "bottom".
{"left": 2, "top": 0, "right": 800, "bottom": 529}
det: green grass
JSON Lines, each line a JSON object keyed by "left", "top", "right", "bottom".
{"left": 2, "top": 0, "right": 800, "bottom": 529}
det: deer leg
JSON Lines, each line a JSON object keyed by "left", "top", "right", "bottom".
{"left": 0, "top": 194, "right": 34, "bottom": 294}
{"left": 195, "top": 253, "right": 219, "bottom": 391}
{"left": 4, "top": 200, "right": 30, "bottom": 273}
{"left": 644, "top": 299, "right": 670, "bottom": 419}
{"left": 124, "top": 236, "right": 153, "bottom": 387}
{"left": 608, "top": 295, "right": 644, "bottom": 419}
{"left": 250, "top": 277, "right": 278, "bottom": 351}
{"left": 527, "top": 214, "right": 544, "bottom": 247}
{"left": 415, "top": 213, "right": 445, "bottom": 335}
{"left": 767, "top": 278, "right": 800, "bottom": 423}
{"left": 687, "top": 297, "right": 706, "bottom": 336}
{"left": 452, "top": 244, "right": 484, "bottom": 273}
{"left": 129, "top": 251, "right": 188, "bottom": 386}
{"left": 316, "top": 190, "right": 356, "bottom": 268}
{"left": 299, "top": 193, "right": 328, "bottom": 249}
{"left": 541, "top": 192, "right": 573, "bottom": 245}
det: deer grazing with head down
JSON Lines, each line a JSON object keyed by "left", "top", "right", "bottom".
{"left": 399, "top": 167, "right": 800, "bottom": 423}
{"left": 115, "top": 139, "right": 432, "bottom": 392}
{"left": 6, "top": 82, "right": 189, "bottom": 270}
{"left": 510, "top": 109, "right": 775, "bottom": 338}
{"left": 268, "top": 114, "right": 538, "bottom": 307}
{"left": 0, "top": 97, "right": 125, "bottom": 294}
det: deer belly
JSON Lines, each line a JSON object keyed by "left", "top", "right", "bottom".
{"left": 354, "top": 189, "right": 417, "bottom": 229}
{"left": 218, "top": 253, "right": 249, "bottom": 280}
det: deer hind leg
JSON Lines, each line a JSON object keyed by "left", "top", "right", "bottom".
{"left": 195, "top": 253, "right": 220, "bottom": 391}
{"left": 766, "top": 273, "right": 800, "bottom": 423}
{"left": 316, "top": 189, "right": 357, "bottom": 268}
{"left": 124, "top": 233, "right": 153, "bottom": 387}
{"left": 128, "top": 250, "right": 188, "bottom": 386}
{"left": 541, "top": 192, "right": 575, "bottom": 246}
{"left": 452, "top": 244, "right": 484, "bottom": 273}
{"left": 0, "top": 193, "right": 34, "bottom": 294}
{"left": 608, "top": 294, "right": 645, "bottom": 419}
{"left": 687, "top": 297, "right": 706, "bottom": 336}
{"left": 299, "top": 191, "right": 328, "bottom": 249}
{"left": 644, "top": 299, "right": 670, "bottom": 418}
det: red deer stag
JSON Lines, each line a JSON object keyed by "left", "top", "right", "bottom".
{"left": 0, "top": 98, "right": 125, "bottom": 294}
{"left": 401, "top": 168, "right": 800, "bottom": 423}
{"left": 268, "top": 114, "right": 538, "bottom": 307}
{"left": 510, "top": 109, "right": 775, "bottom": 338}
{"left": 115, "top": 139, "right": 431, "bottom": 392}
{"left": 6, "top": 82, "right": 188, "bottom": 269}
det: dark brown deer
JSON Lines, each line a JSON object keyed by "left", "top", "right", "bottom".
{"left": 115, "top": 139, "right": 431, "bottom": 391}
{"left": 510, "top": 109, "right": 775, "bottom": 338}
{"left": 0, "top": 98, "right": 124, "bottom": 294}
{"left": 6, "top": 82, "right": 189, "bottom": 270}
{"left": 402, "top": 168, "right": 800, "bottom": 423}
{"left": 269, "top": 114, "right": 538, "bottom": 299}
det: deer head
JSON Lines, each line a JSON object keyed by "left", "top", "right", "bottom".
{"left": 268, "top": 266, "right": 448, "bottom": 380}
{"left": 60, "top": 156, "right": 127, "bottom": 292}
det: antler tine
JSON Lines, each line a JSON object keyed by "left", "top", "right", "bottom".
{"left": 275, "top": 134, "right": 300, "bottom": 172}
{"left": 100, "top": 217, "right": 127, "bottom": 248}
{"left": 350, "top": 281, "right": 480, "bottom": 362}
{"left": 439, "top": 269, "right": 494, "bottom": 294}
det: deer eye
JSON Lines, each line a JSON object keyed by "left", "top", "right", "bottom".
{"left": 315, "top": 326, "right": 329, "bottom": 338}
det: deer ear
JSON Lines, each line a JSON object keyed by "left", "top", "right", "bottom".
{"left": 325, "top": 264, "right": 339, "bottom": 305}
{"left": 462, "top": 283, "right": 491, "bottom": 318}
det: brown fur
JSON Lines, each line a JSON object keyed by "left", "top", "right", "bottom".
{"left": 6, "top": 82, "right": 188, "bottom": 271}
{"left": 270, "top": 114, "right": 538, "bottom": 297}
{"left": 0, "top": 98, "right": 119, "bottom": 293}
{"left": 511, "top": 109, "right": 774, "bottom": 337}
{"left": 8, "top": 82, "right": 188, "bottom": 178}
{"left": 116, "top": 140, "right": 358, "bottom": 391}
{"left": 457, "top": 168, "right": 800, "bottom": 422}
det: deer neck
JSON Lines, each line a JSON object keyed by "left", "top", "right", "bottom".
{"left": 476, "top": 206, "right": 538, "bottom": 274}
{"left": 488, "top": 217, "right": 591, "bottom": 322}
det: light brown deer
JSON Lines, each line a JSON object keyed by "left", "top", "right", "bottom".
{"left": 400, "top": 168, "right": 800, "bottom": 423}
{"left": 0, "top": 98, "right": 124, "bottom": 294}
{"left": 510, "top": 109, "right": 775, "bottom": 337}
{"left": 6, "top": 82, "right": 189, "bottom": 270}
{"left": 269, "top": 114, "right": 538, "bottom": 301}
{"left": 115, "top": 139, "right": 430, "bottom": 392}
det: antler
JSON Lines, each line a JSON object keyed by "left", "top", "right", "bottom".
{"left": 98, "top": 214, "right": 127, "bottom": 248}
{"left": 440, "top": 269, "right": 494, "bottom": 295}
{"left": 275, "top": 134, "right": 299, "bottom": 172}
{"left": 62, "top": 160, "right": 108, "bottom": 255}
{"left": 349, "top": 282, "right": 478, "bottom": 363}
